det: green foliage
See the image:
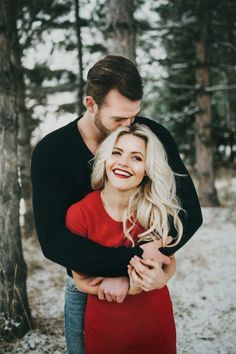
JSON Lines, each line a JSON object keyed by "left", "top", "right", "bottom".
{"left": 145, "top": 0, "right": 236, "bottom": 166}
{"left": 17, "top": 0, "right": 95, "bottom": 121}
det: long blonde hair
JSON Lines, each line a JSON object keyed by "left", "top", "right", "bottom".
{"left": 91, "top": 124, "right": 184, "bottom": 247}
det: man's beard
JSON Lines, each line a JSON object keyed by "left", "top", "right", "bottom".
{"left": 94, "top": 111, "right": 111, "bottom": 142}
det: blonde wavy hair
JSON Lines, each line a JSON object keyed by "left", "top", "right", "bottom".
{"left": 91, "top": 124, "right": 183, "bottom": 247}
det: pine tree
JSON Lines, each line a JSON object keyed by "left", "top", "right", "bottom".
{"left": 195, "top": 0, "right": 219, "bottom": 206}
{"left": 148, "top": 0, "right": 236, "bottom": 205}
{"left": 105, "top": 0, "right": 136, "bottom": 62}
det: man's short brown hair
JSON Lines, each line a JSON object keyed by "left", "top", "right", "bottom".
{"left": 85, "top": 55, "right": 143, "bottom": 106}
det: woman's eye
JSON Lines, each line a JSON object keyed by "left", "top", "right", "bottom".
{"left": 112, "top": 150, "right": 121, "bottom": 155}
{"left": 132, "top": 156, "right": 142, "bottom": 161}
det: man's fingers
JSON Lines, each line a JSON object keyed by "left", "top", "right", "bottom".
{"left": 104, "top": 293, "right": 113, "bottom": 302}
{"left": 98, "top": 287, "right": 105, "bottom": 300}
{"left": 153, "top": 239, "right": 163, "bottom": 248}
{"left": 116, "top": 295, "right": 125, "bottom": 303}
{"left": 153, "top": 235, "right": 173, "bottom": 247}
{"left": 140, "top": 258, "right": 161, "bottom": 268}
{"left": 98, "top": 287, "right": 114, "bottom": 302}
{"left": 110, "top": 294, "right": 125, "bottom": 303}
{"left": 165, "top": 236, "right": 173, "bottom": 246}
{"left": 157, "top": 253, "right": 171, "bottom": 265}
{"left": 88, "top": 277, "right": 104, "bottom": 286}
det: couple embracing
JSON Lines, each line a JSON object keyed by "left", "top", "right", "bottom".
{"left": 31, "top": 55, "right": 202, "bottom": 354}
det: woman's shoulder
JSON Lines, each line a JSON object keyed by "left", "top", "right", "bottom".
{"left": 80, "top": 190, "right": 100, "bottom": 205}
{"left": 66, "top": 190, "right": 101, "bottom": 234}
{"left": 68, "top": 190, "right": 100, "bottom": 212}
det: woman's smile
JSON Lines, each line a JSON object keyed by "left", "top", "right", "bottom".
{"left": 112, "top": 168, "right": 133, "bottom": 178}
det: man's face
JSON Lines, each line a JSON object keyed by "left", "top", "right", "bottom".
{"left": 94, "top": 89, "right": 141, "bottom": 141}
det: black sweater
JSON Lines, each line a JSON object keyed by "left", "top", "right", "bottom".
{"left": 31, "top": 116, "right": 202, "bottom": 277}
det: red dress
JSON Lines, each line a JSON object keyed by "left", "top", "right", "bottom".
{"left": 66, "top": 190, "right": 176, "bottom": 354}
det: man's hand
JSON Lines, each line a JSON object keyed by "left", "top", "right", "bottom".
{"left": 130, "top": 255, "right": 176, "bottom": 291}
{"left": 88, "top": 277, "right": 104, "bottom": 286}
{"left": 97, "top": 277, "right": 129, "bottom": 303}
{"left": 139, "top": 236, "right": 173, "bottom": 265}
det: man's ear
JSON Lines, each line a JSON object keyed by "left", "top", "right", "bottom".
{"left": 84, "top": 96, "right": 98, "bottom": 113}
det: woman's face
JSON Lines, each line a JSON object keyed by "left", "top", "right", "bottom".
{"left": 105, "top": 134, "right": 146, "bottom": 192}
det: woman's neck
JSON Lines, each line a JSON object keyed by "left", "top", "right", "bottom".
{"left": 101, "top": 184, "right": 134, "bottom": 222}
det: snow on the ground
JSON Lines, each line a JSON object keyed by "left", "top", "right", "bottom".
{"left": 169, "top": 207, "right": 236, "bottom": 354}
{"left": 1, "top": 207, "right": 236, "bottom": 354}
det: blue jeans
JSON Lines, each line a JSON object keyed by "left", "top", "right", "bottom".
{"left": 64, "top": 275, "right": 88, "bottom": 354}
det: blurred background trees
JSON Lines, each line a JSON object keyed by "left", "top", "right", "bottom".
{"left": 0, "top": 0, "right": 235, "bottom": 340}
{"left": 0, "top": 0, "right": 31, "bottom": 339}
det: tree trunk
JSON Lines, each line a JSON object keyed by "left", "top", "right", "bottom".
{"left": 105, "top": 0, "right": 136, "bottom": 62}
{"left": 11, "top": 17, "right": 34, "bottom": 238}
{"left": 74, "top": 0, "right": 84, "bottom": 116}
{"left": 195, "top": 0, "right": 219, "bottom": 206}
{"left": 0, "top": 0, "right": 31, "bottom": 340}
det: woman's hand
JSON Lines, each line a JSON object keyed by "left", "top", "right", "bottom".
{"left": 129, "top": 255, "right": 176, "bottom": 292}
{"left": 127, "top": 265, "right": 143, "bottom": 295}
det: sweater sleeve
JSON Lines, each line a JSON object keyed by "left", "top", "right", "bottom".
{"left": 147, "top": 120, "right": 203, "bottom": 256}
{"left": 31, "top": 139, "right": 143, "bottom": 277}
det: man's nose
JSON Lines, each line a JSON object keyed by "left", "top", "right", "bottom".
{"left": 120, "top": 117, "right": 135, "bottom": 127}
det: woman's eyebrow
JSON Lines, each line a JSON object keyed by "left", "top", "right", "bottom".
{"left": 113, "top": 147, "right": 144, "bottom": 158}
{"left": 131, "top": 151, "right": 145, "bottom": 157}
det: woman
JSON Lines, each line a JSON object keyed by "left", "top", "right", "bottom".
{"left": 66, "top": 124, "right": 183, "bottom": 354}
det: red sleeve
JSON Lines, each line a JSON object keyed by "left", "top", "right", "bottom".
{"left": 66, "top": 202, "right": 87, "bottom": 237}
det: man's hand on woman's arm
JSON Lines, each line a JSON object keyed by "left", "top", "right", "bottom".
{"left": 72, "top": 237, "right": 175, "bottom": 299}
{"left": 139, "top": 236, "right": 173, "bottom": 265}
{"left": 129, "top": 255, "right": 176, "bottom": 292}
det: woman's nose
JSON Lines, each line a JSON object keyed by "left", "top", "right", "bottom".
{"left": 117, "top": 156, "right": 128, "bottom": 166}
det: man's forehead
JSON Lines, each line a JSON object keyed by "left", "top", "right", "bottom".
{"left": 102, "top": 90, "right": 141, "bottom": 107}
{"left": 102, "top": 100, "right": 141, "bottom": 117}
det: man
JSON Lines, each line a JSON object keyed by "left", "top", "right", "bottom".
{"left": 31, "top": 55, "right": 202, "bottom": 353}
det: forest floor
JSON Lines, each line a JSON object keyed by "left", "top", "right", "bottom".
{"left": 0, "top": 179, "right": 236, "bottom": 354}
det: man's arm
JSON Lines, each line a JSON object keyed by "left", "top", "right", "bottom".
{"left": 159, "top": 126, "right": 203, "bottom": 255}
{"left": 31, "top": 139, "right": 144, "bottom": 277}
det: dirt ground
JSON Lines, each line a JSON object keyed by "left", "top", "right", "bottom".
{"left": 1, "top": 206, "right": 235, "bottom": 354}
